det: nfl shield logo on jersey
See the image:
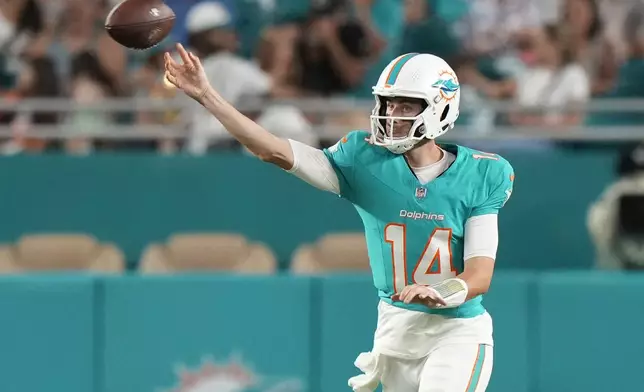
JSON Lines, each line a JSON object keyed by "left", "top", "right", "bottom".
{"left": 415, "top": 187, "right": 427, "bottom": 199}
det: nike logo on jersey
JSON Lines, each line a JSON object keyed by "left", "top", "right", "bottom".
{"left": 400, "top": 210, "right": 445, "bottom": 221}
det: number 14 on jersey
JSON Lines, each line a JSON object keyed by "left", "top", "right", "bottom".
{"left": 385, "top": 223, "right": 456, "bottom": 292}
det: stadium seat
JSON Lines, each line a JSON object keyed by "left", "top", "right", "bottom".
{"left": 0, "top": 234, "right": 125, "bottom": 273}
{"left": 291, "top": 233, "right": 369, "bottom": 274}
{"left": 139, "top": 233, "right": 277, "bottom": 274}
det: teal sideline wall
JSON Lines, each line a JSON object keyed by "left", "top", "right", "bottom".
{"left": 0, "top": 148, "right": 616, "bottom": 269}
{"left": 0, "top": 272, "right": 642, "bottom": 392}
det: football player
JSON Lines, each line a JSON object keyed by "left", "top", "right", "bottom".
{"left": 164, "top": 44, "right": 514, "bottom": 392}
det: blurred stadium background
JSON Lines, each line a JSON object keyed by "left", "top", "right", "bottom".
{"left": 0, "top": 0, "right": 643, "bottom": 391}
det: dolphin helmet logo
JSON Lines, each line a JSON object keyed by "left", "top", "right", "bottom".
{"left": 431, "top": 71, "right": 459, "bottom": 101}
{"left": 432, "top": 79, "right": 459, "bottom": 93}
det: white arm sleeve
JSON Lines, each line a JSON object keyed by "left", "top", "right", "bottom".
{"left": 463, "top": 214, "right": 499, "bottom": 261}
{"left": 286, "top": 139, "right": 340, "bottom": 194}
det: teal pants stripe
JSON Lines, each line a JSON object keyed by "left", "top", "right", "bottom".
{"left": 466, "top": 344, "right": 486, "bottom": 392}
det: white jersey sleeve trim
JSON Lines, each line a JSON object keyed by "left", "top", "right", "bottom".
{"left": 286, "top": 139, "right": 340, "bottom": 194}
{"left": 464, "top": 214, "right": 499, "bottom": 261}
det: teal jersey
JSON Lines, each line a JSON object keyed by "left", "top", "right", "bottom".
{"left": 323, "top": 130, "right": 515, "bottom": 318}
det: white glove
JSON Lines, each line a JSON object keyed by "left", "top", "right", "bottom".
{"left": 348, "top": 352, "right": 383, "bottom": 392}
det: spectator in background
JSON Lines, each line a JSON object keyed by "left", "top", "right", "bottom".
{"left": 0, "top": 0, "right": 45, "bottom": 88}
{"left": 45, "top": 0, "right": 126, "bottom": 94}
{"left": 132, "top": 42, "right": 183, "bottom": 154}
{"left": 473, "top": 25, "right": 590, "bottom": 127}
{"left": 261, "top": 0, "right": 373, "bottom": 97}
{"left": 586, "top": 2, "right": 644, "bottom": 126}
{"left": 184, "top": 0, "right": 265, "bottom": 152}
{"left": 562, "top": 0, "right": 617, "bottom": 96}
{"left": 165, "top": 0, "right": 266, "bottom": 59}
{"left": 163, "top": 0, "right": 238, "bottom": 46}
{"left": 455, "top": 0, "right": 544, "bottom": 112}
{"left": 345, "top": 0, "right": 400, "bottom": 98}
{"left": 456, "top": 0, "right": 543, "bottom": 56}
{"left": 597, "top": 0, "right": 643, "bottom": 62}
{"left": 0, "top": 0, "right": 25, "bottom": 50}
{"left": 296, "top": 0, "right": 374, "bottom": 96}
{"left": 183, "top": 1, "right": 312, "bottom": 153}
{"left": 259, "top": 0, "right": 385, "bottom": 137}
{"left": 401, "top": 0, "right": 462, "bottom": 62}
{"left": 0, "top": 56, "right": 61, "bottom": 154}
{"left": 133, "top": 42, "right": 180, "bottom": 124}
{"left": 513, "top": 26, "right": 590, "bottom": 126}
{"left": 64, "top": 51, "right": 119, "bottom": 154}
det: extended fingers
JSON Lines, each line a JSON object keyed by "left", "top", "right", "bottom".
{"left": 395, "top": 285, "right": 420, "bottom": 303}
{"left": 165, "top": 47, "right": 202, "bottom": 76}
{"left": 398, "top": 285, "right": 415, "bottom": 302}
{"left": 176, "top": 43, "right": 194, "bottom": 68}
{"left": 391, "top": 287, "right": 409, "bottom": 302}
{"left": 396, "top": 285, "right": 448, "bottom": 307}
{"left": 164, "top": 71, "right": 179, "bottom": 88}
{"left": 403, "top": 285, "right": 428, "bottom": 303}
{"left": 393, "top": 285, "right": 448, "bottom": 308}
{"left": 164, "top": 52, "right": 181, "bottom": 71}
{"left": 419, "top": 288, "right": 447, "bottom": 306}
{"left": 393, "top": 285, "right": 421, "bottom": 303}
{"left": 188, "top": 51, "right": 202, "bottom": 68}
{"left": 164, "top": 54, "right": 177, "bottom": 77}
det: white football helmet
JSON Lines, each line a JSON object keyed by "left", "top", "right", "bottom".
{"left": 370, "top": 53, "right": 461, "bottom": 154}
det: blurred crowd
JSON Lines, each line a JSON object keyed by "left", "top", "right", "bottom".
{"left": 2, "top": 0, "right": 644, "bottom": 154}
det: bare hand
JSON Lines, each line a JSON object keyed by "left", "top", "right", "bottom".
{"left": 391, "top": 284, "right": 447, "bottom": 308}
{"left": 164, "top": 43, "right": 211, "bottom": 101}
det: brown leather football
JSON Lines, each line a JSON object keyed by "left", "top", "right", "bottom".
{"left": 105, "top": 0, "right": 176, "bottom": 50}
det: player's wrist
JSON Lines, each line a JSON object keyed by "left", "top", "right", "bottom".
{"left": 430, "top": 278, "right": 468, "bottom": 308}
{"left": 195, "top": 85, "right": 214, "bottom": 105}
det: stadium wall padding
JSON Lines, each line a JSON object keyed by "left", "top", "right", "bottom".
{"left": 0, "top": 149, "right": 616, "bottom": 270}
{"left": 0, "top": 272, "right": 641, "bottom": 392}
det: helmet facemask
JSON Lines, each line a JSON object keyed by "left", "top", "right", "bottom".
{"left": 369, "top": 54, "right": 461, "bottom": 153}
{"left": 369, "top": 95, "right": 438, "bottom": 154}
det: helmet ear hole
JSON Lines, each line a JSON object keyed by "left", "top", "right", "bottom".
{"left": 440, "top": 104, "right": 450, "bottom": 122}
{"left": 378, "top": 96, "right": 387, "bottom": 116}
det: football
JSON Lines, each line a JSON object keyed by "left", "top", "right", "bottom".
{"left": 105, "top": 0, "right": 175, "bottom": 50}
